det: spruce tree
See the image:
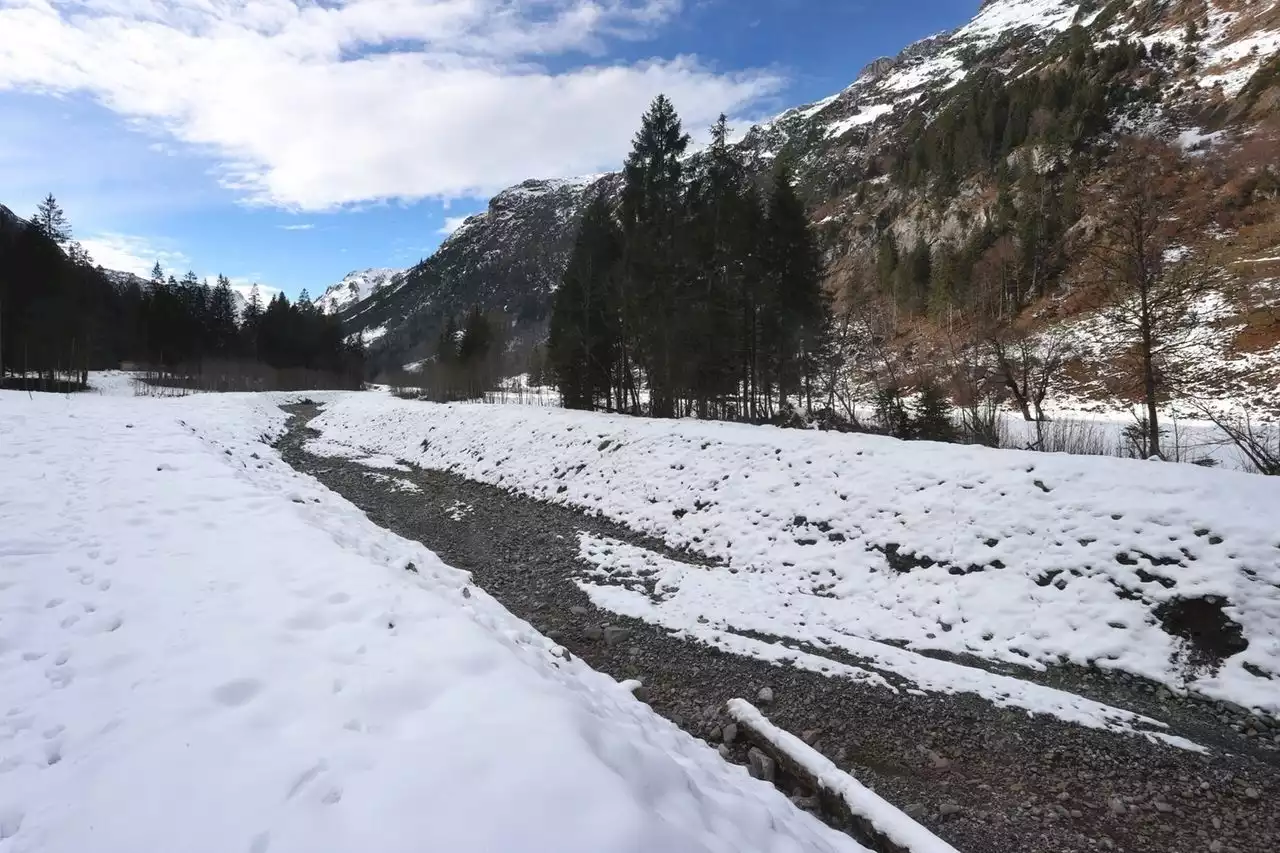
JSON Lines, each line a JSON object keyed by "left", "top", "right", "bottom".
{"left": 763, "top": 160, "right": 829, "bottom": 411}
{"left": 619, "top": 94, "right": 689, "bottom": 418}
{"left": 32, "top": 194, "right": 71, "bottom": 245}
{"left": 549, "top": 192, "right": 621, "bottom": 410}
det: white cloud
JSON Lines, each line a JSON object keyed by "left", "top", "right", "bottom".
{"left": 279, "top": 223, "right": 315, "bottom": 231}
{"left": 80, "top": 232, "right": 281, "bottom": 298}
{"left": 79, "top": 232, "right": 189, "bottom": 278}
{"left": 437, "top": 214, "right": 475, "bottom": 236}
{"left": 0, "top": 1, "right": 782, "bottom": 211}
{"left": 229, "top": 281, "right": 284, "bottom": 304}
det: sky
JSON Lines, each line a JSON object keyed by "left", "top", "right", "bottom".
{"left": 0, "top": 0, "right": 979, "bottom": 299}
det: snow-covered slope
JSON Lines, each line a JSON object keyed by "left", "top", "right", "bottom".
{"left": 306, "top": 395, "right": 1280, "bottom": 722}
{"left": 315, "top": 268, "right": 406, "bottom": 315}
{"left": 0, "top": 389, "right": 867, "bottom": 853}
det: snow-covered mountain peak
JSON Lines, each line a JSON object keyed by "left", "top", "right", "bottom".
{"left": 315, "top": 268, "right": 406, "bottom": 315}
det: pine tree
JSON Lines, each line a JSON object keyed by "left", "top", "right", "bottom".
{"left": 619, "top": 94, "right": 689, "bottom": 418}
{"left": 549, "top": 192, "right": 621, "bottom": 410}
{"left": 208, "top": 275, "right": 239, "bottom": 354}
{"left": 762, "top": 160, "right": 830, "bottom": 412}
{"left": 32, "top": 194, "right": 71, "bottom": 245}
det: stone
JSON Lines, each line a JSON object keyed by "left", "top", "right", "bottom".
{"left": 801, "top": 729, "right": 821, "bottom": 745}
{"left": 583, "top": 625, "right": 604, "bottom": 641}
{"left": 1070, "top": 809, "right": 1083, "bottom": 819}
{"left": 939, "top": 802, "right": 963, "bottom": 818}
{"left": 1154, "top": 801, "right": 1174, "bottom": 813}
{"left": 747, "top": 748, "right": 776, "bottom": 783}
{"left": 604, "top": 626, "right": 631, "bottom": 646}
{"left": 1244, "top": 787, "right": 1260, "bottom": 800}
{"left": 570, "top": 605, "right": 589, "bottom": 616}
{"left": 709, "top": 726, "right": 723, "bottom": 742}
{"left": 717, "top": 744, "right": 731, "bottom": 760}
{"left": 1210, "top": 841, "right": 1224, "bottom": 853}
{"left": 722, "top": 723, "right": 739, "bottom": 745}
{"left": 757, "top": 686, "right": 775, "bottom": 705}
{"left": 1109, "top": 798, "right": 1126, "bottom": 815}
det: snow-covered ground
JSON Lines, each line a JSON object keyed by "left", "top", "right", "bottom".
{"left": 306, "top": 395, "right": 1280, "bottom": 725}
{"left": 0, "top": 390, "right": 866, "bottom": 853}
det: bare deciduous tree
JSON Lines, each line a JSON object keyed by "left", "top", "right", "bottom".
{"left": 1083, "top": 137, "right": 1215, "bottom": 459}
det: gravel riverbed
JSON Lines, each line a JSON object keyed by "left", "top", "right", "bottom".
{"left": 278, "top": 404, "right": 1278, "bottom": 853}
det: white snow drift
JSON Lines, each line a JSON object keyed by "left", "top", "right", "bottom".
{"left": 306, "top": 395, "right": 1280, "bottom": 722}
{"left": 0, "top": 390, "right": 866, "bottom": 853}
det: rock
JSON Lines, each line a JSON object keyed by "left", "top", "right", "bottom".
{"left": 1109, "top": 798, "right": 1126, "bottom": 815}
{"left": 722, "top": 723, "right": 739, "bottom": 745}
{"left": 904, "top": 803, "right": 927, "bottom": 820}
{"left": 1154, "top": 800, "right": 1174, "bottom": 813}
{"left": 747, "top": 747, "right": 776, "bottom": 782}
{"left": 1244, "top": 787, "right": 1259, "bottom": 800}
{"left": 792, "top": 795, "right": 820, "bottom": 811}
{"left": 1070, "top": 809, "right": 1083, "bottom": 819}
{"left": 717, "top": 744, "right": 731, "bottom": 760}
{"left": 570, "top": 605, "right": 589, "bottom": 616}
{"left": 928, "top": 750, "right": 952, "bottom": 770}
{"left": 461, "top": 586, "right": 470, "bottom": 598}
{"left": 801, "top": 729, "right": 821, "bottom": 745}
{"left": 757, "top": 686, "right": 775, "bottom": 705}
{"left": 1210, "top": 841, "right": 1224, "bottom": 853}
{"left": 604, "top": 626, "right": 631, "bottom": 646}
{"left": 939, "top": 802, "right": 963, "bottom": 818}
{"left": 583, "top": 625, "right": 604, "bottom": 641}
{"left": 709, "top": 726, "right": 723, "bottom": 742}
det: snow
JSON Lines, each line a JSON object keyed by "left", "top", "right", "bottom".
{"left": 575, "top": 533, "right": 1202, "bottom": 751}
{"left": 1198, "top": 28, "right": 1280, "bottom": 96}
{"left": 362, "top": 324, "right": 389, "bottom": 344}
{"left": 957, "top": 0, "right": 1078, "bottom": 43}
{"left": 826, "top": 104, "right": 894, "bottom": 137}
{"left": 0, "top": 390, "right": 868, "bottom": 853}
{"left": 726, "top": 700, "right": 960, "bottom": 853}
{"left": 314, "top": 268, "right": 405, "bottom": 315}
{"left": 305, "top": 395, "right": 1280, "bottom": 720}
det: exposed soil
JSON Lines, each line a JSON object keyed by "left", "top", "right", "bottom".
{"left": 277, "top": 403, "right": 1280, "bottom": 853}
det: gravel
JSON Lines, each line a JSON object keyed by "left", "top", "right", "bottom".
{"left": 278, "top": 404, "right": 1280, "bottom": 853}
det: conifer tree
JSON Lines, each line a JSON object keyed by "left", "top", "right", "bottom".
{"left": 548, "top": 193, "right": 621, "bottom": 410}
{"left": 32, "top": 194, "right": 71, "bottom": 245}
{"left": 619, "top": 94, "right": 689, "bottom": 418}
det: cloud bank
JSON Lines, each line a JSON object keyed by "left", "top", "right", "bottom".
{"left": 0, "top": 0, "right": 782, "bottom": 210}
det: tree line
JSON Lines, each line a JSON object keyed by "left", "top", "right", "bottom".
{"left": 548, "top": 98, "right": 833, "bottom": 420}
{"left": 0, "top": 195, "right": 364, "bottom": 391}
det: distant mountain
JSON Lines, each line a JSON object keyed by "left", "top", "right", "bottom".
{"left": 335, "top": 0, "right": 1280, "bottom": 401}
{"left": 315, "top": 268, "right": 407, "bottom": 315}
{"left": 336, "top": 176, "right": 616, "bottom": 374}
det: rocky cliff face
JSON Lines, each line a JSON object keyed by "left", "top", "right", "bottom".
{"left": 343, "top": 0, "right": 1280, "bottom": 379}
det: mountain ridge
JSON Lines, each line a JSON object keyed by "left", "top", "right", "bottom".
{"left": 339, "top": 0, "right": 1280, "bottom": 393}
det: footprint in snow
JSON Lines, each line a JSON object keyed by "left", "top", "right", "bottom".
{"left": 212, "top": 678, "right": 263, "bottom": 708}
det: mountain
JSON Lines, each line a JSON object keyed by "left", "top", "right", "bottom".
{"left": 338, "top": 177, "right": 617, "bottom": 373}
{"left": 341, "top": 0, "right": 1280, "bottom": 388}
{"left": 315, "top": 268, "right": 407, "bottom": 315}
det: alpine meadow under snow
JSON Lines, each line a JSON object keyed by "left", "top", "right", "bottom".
{"left": 0, "top": 388, "right": 868, "bottom": 853}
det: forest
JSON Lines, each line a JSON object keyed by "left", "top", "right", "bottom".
{"left": 546, "top": 99, "right": 832, "bottom": 421}
{"left": 0, "top": 196, "right": 364, "bottom": 392}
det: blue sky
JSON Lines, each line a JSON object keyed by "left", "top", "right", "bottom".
{"left": 0, "top": 1, "right": 976, "bottom": 299}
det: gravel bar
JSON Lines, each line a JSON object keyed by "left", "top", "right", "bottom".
{"left": 277, "top": 404, "right": 1278, "bottom": 853}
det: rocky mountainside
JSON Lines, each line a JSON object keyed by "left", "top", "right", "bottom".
{"left": 316, "top": 268, "right": 407, "bottom": 315}
{"left": 343, "top": 0, "right": 1280, "bottom": 386}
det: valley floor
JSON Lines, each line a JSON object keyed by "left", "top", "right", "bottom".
{"left": 0, "top": 390, "right": 861, "bottom": 853}
{"left": 279, "top": 400, "right": 1280, "bottom": 853}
